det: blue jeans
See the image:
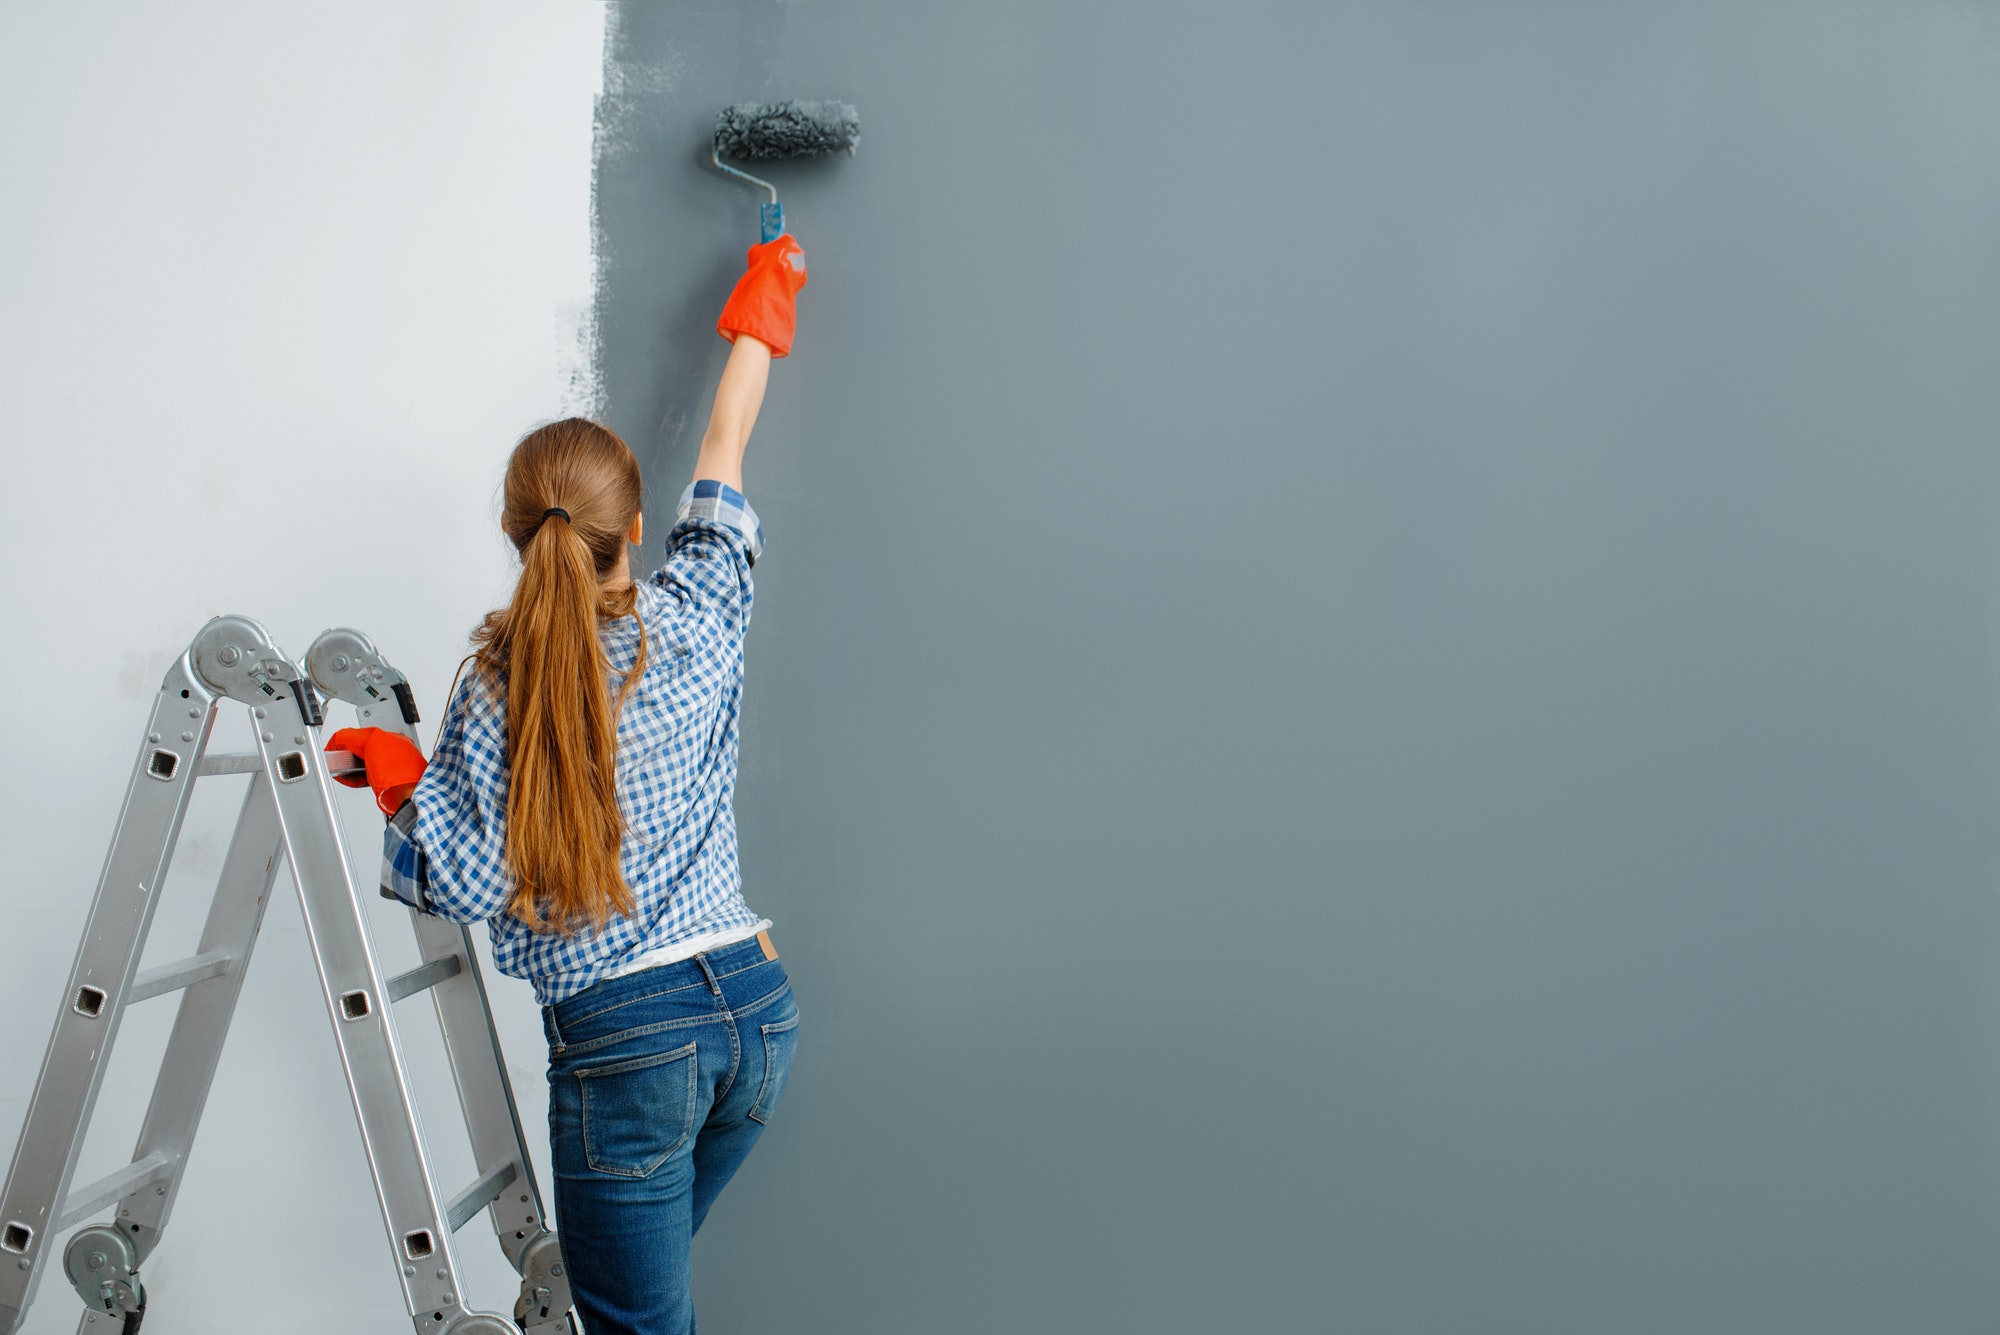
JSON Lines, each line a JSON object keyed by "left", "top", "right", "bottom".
{"left": 542, "top": 935, "right": 799, "bottom": 1335}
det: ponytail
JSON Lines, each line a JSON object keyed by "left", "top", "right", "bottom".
{"left": 472, "top": 419, "right": 648, "bottom": 934}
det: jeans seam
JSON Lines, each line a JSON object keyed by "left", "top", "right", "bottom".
{"left": 715, "top": 1010, "right": 742, "bottom": 1105}
{"left": 557, "top": 1012, "right": 725, "bottom": 1057}
{"left": 708, "top": 955, "right": 776, "bottom": 984}
{"left": 559, "top": 976, "right": 714, "bottom": 1029}
{"left": 730, "top": 980, "right": 793, "bottom": 1024}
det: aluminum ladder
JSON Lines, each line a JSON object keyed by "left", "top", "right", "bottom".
{"left": 0, "top": 615, "right": 575, "bottom": 1335}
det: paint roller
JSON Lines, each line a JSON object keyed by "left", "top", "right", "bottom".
{"left": 709, "top": 100, "right": 861, "bottom": 243}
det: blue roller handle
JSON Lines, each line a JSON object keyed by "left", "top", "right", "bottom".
{"left": 761, "top": 201, "right": 785, "bottom": 244}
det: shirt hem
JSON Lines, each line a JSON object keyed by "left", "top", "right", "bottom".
{"left": 602, "top": 917, "right": 773, "bottom": 980}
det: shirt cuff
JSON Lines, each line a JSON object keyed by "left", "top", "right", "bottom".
{"left": 381, "top": 800, "right": 430, "bottom": 911}
{"left": 677, "top": 479, "right": 764, "bottom": 565}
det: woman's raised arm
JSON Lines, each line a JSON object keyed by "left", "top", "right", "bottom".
{"left": 698, "top": 232, "right": 807, "bottom": 490}
{"left": 692, "top": 332, "right": 771, "bottom": 492}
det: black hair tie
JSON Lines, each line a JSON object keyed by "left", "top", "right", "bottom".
{"left": 541, "top": 507, "right": 571, "bottom": 525}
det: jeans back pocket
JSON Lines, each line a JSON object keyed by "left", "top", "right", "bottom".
{"left": 578, "top": 1039, "right": 699, "bottom": 1177}
{"left": 750, "top": 1014, "right": 799, "bottom": 1126}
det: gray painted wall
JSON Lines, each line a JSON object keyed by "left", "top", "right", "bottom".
{"left": 593, "top": 3, "right": 2000, "bottom": 1331}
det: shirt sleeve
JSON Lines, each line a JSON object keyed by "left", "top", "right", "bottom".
{"left": 404, "top": 668, "right": 517, "bottom": 924}
{"left": 650, "top": 480, "right": 760, "bottom": 632}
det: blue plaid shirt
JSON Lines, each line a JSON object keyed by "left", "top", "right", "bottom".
{"left": 383, "top": 480, "right": 768, "bottom": 1004}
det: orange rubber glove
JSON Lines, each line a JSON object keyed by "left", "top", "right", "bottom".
{"left": 716, "top": 233, "right": 807, "bottom": 357}
{"left": 326, "top": 727, "right": 426, "bottom": 816}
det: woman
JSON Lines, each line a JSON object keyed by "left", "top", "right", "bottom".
{"left": 331, "top": 232, "right": 810, "bottom": 1335}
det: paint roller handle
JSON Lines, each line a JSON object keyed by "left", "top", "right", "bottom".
{"left": 761, "top": 201, "right": 785, "bottom": 245}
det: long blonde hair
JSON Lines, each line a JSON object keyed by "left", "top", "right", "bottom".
{"left": 471, "top": 418, "right": 649, "bottom": 934}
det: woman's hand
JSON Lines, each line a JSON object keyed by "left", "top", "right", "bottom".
{"left": 326, "top": 726, "right": 426, "bottom": 817}
{"left": 716, "top": 233, "right": 806, "bottom": 356}
{"left": 697, "top": 235, "right": 799, "bottom": 490}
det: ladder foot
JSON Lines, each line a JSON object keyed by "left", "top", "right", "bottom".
{"left": 74, "top": 1301, "right": 144, "bottom": 1335}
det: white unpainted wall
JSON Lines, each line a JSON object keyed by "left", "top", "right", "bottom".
{"left": 0, "top": 5, "right": 606, "bottom": 1330}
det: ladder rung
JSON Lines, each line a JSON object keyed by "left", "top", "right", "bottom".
{"left": 129, "top": 950, "right": 234, "bottom": 1002}
{"left": 386, "top": 955, "right": 462, "bottom": 1003}
{"left": 57, "top": 1152, "right": 177, "bottom": 1232}
{"left": 196, "top": 749, "right": 362, "bottom": 780}
{"left": 445, "top": 1161, "right": 518, "bottom": 1233}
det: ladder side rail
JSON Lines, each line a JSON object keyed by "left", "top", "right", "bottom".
{"left": 410, "top": 914, "right": 553, "bottom": 1268}
{"left": 114, "top": 773, "right": 288, "bottom": 1262}
{"left": 305, "top": 627, "right": 577, "bottom": 1331}
{"left": 0, "top": 656, "right": 221, "bottom": 1333}
{"left": 247, "top": 669, "right": 494, "bottom": 1332}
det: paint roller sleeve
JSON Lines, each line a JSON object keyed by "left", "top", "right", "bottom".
{"left": 717, "top": 234, "right": 807, "bottom": 357}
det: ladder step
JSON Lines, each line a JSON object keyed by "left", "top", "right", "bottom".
{"left": 445, "top": 1161, "right": 518, "bottom": 1233}
{"left": 386, "top": 955, "right": 462, "bottom": 1003}
{"left": 57, "top": 1152, "right": 177, "bottom": 1232}
{"left": 129, "top": 950, "right": 234, "bottom": 1002}
{"left": 196, "top": 749, "right": 362, "bottom": 780}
